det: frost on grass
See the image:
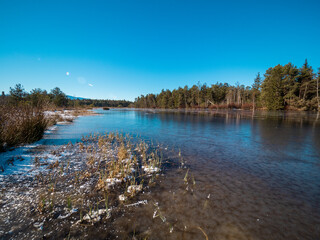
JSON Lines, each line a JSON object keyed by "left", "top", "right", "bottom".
{"left": 0, "top": 132, "right": 166, "bottom": 239}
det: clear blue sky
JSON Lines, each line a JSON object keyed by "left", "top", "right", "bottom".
{"left": 1, "top": 0, "right": 319, "bottom": 101}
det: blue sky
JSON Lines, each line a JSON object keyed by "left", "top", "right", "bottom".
{"left": 0, "top": 0, "right": 320, "bottom": 101}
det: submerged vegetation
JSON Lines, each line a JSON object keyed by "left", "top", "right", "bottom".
{"left": 0, "top": 131, "right": 210, "bottom": 239}
{"left": 0, "top": 132, "right": 166, "bottom": 239}
{"left": 135, "top": 60, "right": 320, "bottom": 111}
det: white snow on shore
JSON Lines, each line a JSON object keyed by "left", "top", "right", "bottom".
{"left": 0, "top": 110, "right": 81, "bottom": 178}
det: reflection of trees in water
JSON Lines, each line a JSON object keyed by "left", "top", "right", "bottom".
{"left": 139, "top": 110, "right": 250, "bottom": 125}
{"left": 256, "top": 116, "right": 320, "bottom": 160}
{"left": 135, "top": 109, "right": 320, "bottom": 161}
{"left": 313, "top": 133, "right": 320, "bottom": 157}
{"left": 312, "top": 113, "right": 320, "bottom": 157}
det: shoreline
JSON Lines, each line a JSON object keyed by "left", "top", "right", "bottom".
{"left": 0, "top": 108, "right": 100, "bottom": 173}
{"left": 0, "top": 108, "right": 99, "bottom": 154}
{"left": 0, "top": 132, "right": 173, "bottom": 239}
{"left": 44, "top": 108, "right": 100, "bottom": 123}
{"left": 132, "top": 107, "right": 320, "bottom": 123}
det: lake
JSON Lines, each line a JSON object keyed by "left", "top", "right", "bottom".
{"left": 2, "top": 109, "right": 320, "bottom": 239}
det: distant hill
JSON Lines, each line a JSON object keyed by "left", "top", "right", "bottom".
{"left": 67, "top": 95, "right": 88, "bottom": 100}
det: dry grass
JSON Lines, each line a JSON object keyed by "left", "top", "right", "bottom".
{"left": 0, "top": 105, "right": 47, "bottom": 151}
{"left": 0, "top": 131, "right": 192, "bottom": 238}
{"left": 209, "top": 103, "right": 254, "bottom": 110}
{"left": 0, "top": 106, "right": 99, "bottom": 152}
{"left": 16, "top": 132, "right": 166, "bottom": 238}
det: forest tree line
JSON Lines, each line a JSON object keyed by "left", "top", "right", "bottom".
{"left": 0, "top": 85, "right": 132, "bottom": 108}
{"left": 0, "top": 85, "right": 132, "bottom": 150}
{"left": 134, "top": 60, "right": 320, "bottom": 111}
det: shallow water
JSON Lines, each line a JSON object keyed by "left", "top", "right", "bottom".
{"left": 2, "top": 109, "right": 320, "bottom": 239}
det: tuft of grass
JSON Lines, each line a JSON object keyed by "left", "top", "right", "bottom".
{"left": 67, "top": 196, "right": 72, "bottom": 210}
{"left": 104, "top": 193, "right": 109, "bottom": 211}
{"left": 34, "top": 156, "right": 40, "bottom": 166}
{"left": 37, "top": 195, "right": 47, "bottom": 214}
{"left": 184, "top": 169, "right": 189, "bottom": 183}
{"left": 192, "top": 174, "right": 196, "bottom": 186}
{"left": 118, "top": 143, "right": 129, "bottom": 161}
{"left": 197, "top": 227, "right": 209, "bottom": 240}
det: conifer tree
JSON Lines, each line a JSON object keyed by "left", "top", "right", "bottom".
{"left": 261, "top": 65, "right": 284, "bottom": 110}
{"left": 298, "top": 59, "right": 314, "bottom": 100}
{"left": 252, "top": 72, "right": 261, "bottom": 110}
{"left": 9, "top": 83, "right": 26, "bottom": 104}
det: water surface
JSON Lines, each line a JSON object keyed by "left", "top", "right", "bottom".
{"left": 3, "top": 109, "right": 320, "bottom": 239}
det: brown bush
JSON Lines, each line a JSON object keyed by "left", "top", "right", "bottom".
{"left": 241, "top": 103, "right": 253, "bottom": 110}
{"left": 0, "top": 105, "right": 48, "bottom": 151}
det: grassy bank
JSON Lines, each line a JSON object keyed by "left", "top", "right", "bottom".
{"left": 0, "top": 105, "right": 47, "bottom": 152}
{"left": 0, "top": 105, "right": 98, "bottom": 152}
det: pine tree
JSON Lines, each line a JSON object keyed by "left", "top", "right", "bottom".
{"left": 252, "top": 73, "right": 261, "bottom": 110}
{"left": 298, "top": 59, "right": 314, "bottom": 100}
{"left": 9, "top": 83, "right": 26, "bottom": 104}
{"left": 50, "top": 87, "right": 68, "bottom": 107}
{"left": 261, "top": 65, "right": 285, "bottom": 110}
{"left": 282, "top": 63, "right": 299, "bottom": 106}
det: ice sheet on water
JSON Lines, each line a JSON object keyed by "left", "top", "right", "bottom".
{"left": 0, "top": 141, "right": 62, "bottom": 177}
